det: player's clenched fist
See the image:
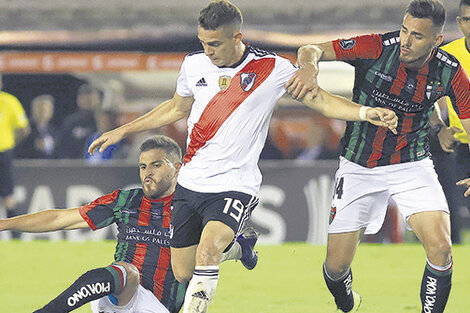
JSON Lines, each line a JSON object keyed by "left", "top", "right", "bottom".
{"left": 88, "top": 127, "right": 127, "bottom": 155}
{"left": 363, "top": 107, "right": 398, "bottom": 135}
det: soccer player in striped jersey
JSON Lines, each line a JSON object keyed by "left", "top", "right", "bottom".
{"left": 0, "top": 135, "right": 258, "bottom": 313}
{"left": 290, "top": 0, "right": 470, "bottom": 312}
{"left": 88, "top": 1, "right": 398, "bottom": 312}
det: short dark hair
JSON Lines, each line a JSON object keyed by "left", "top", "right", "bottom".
{"left": 406, "top": 0, "right": 446, "bottom": 30}
{"left": 198, "top": 0, "right": 243, "bottom": 31}
{"left": 461, "top": 0, "right": 470, "bottom": 13}
{"left": 139, "top": 135, "right": 182, "bottom": 163}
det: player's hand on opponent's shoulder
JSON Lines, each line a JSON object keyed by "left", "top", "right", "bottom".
{"left": 285, "top": 64, "right": 319, "bottom": 101}
{"left": 88, "top": 127, "right": 127, "bottom": 155}
{"left": 364, "top": 107, "right": 398, "bottom": 135}
{"left": 285, "top": 44, "right": 324, "bottom": 100}
{"left": 437, "top": 126, "right": 462, "bottom": 153}
{"left": 457, "top": 177, "right": 470, "bottom": 197}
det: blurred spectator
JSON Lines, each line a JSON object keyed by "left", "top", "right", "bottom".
{"left": 0, "top": 77, "right": 30, "bottom": 219}
{"left": 85, "top": 109, "right": 125, "bottom": 163}
{"left": 16, "top": 94, "right": 57, "bottom": 159}
{"left": 295, "top": 122, "right": 339, "bottom": 161}
{"left": 57, "top": 84, "right": 100, "bottom": 159}
{"left": 266, "top": 113, "right": 343, "bottom": 160}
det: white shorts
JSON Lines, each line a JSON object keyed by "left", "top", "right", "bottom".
{"left": 90, "top": 285, "right": 169, "bottom": 313}
{"left": 329, "top": 157, "right": 449, "bottom": 235}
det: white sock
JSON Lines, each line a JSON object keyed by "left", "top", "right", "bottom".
{"left": 182, "top": 265, "right": 219, "bottom": 313}
{"left": 219, "top": 241, "right": 242, "bottom": 263}
{"left": 426, "top": 257, "right": 453, "bottom": 271}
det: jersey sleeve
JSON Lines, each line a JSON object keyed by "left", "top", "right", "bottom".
{"left": 447, "top": 65, "right": 470, "bottom": 119}
{"left": 78, "top": 189, "right": 121, "bottom": 230}
{"left": 332, "top": 34, "right": 383, "bottom": 62}
{"left": 275, "top": 56, "right": 299, "bottom": 98}
{"left": 176, "top": 57, "right": 193, "bottom": 97}
{"left": 10, "top": 96, "right": 28, "bottom": 129}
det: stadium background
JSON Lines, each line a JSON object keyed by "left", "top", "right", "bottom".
{"left": 0, "top": 0, "right": 469, "bottom": 312}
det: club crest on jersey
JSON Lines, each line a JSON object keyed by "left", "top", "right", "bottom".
{"left": 240, "top": 72, "right": 256, "bottom": 92}
{"left": 329, "top": 207, "right": 336, "bottom": 225}
{"left": 339, "top": 39, "right": 356, "bottom": 50}
{"left": 425, "top": 81, "right": 443, "bottom": 100}
{"left": 219, "top": 75, "right": 231, "bottom": 91}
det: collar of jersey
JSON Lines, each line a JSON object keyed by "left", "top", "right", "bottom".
{"left": 402, "top": 48, "right": 436, "bottom": 72}
{"left": 143, "top": 192, "right": 174, "bottom": 203}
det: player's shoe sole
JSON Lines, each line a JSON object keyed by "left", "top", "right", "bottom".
{"left": 237, "top": 227, "right": 259, "bottom": 270}
{"left": 335, "top": 291, "right": 362, "bottom": 312}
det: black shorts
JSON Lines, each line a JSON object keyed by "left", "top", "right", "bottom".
{"left": 170, "top": 183, "right": 258, "bottom": 248}
{"left": 0, "top": 150, "right": 14, "bottom": 197}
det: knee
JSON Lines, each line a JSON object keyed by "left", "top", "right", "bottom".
{"left": 172, "top": 265, "right": 193, "bottom": 283}
{"left": 324, "top": 260, "right": 350, "bottom": 279}
{"left": 114, "top": 261, "right": 140, "bottom": 288}
{"left": 171, "top": 257, "right": 193, "bottom": 283}
{"left": 425, "top": 238, "right": 452, "bottom": 265}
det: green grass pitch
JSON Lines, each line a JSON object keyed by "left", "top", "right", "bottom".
{"left": 0, "top": 241, "right": 469, "bottom": 313}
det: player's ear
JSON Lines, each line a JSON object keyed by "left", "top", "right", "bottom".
{"left": 233, "top": 30, "right": 243, "bottom": 43}
{"left": 174, "top": 162, "right": 182, "bottom": 175}
{"left": 433, "top": 33, "right": 444, "bottom": 48}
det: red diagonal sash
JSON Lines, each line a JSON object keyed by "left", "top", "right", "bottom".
{"left": 184, "top": 58, "right": 275, "bottom": 164}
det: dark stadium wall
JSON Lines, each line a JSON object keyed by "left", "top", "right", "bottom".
{"left": 2, "top": 74, "right": 87, "bottom": 128}
{"left": 10, "top": 161, "right": 337, "bottom": 244}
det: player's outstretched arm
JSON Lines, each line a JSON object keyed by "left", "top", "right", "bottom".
{"left": 302, "top": 88, "right": 398, "bottom": 134}
{"left": 88, "top": 93, "right": 194, "bottom": 154}
{"left": 0, "top": 207, "right": 88, "bottom": 233}
{"left": 285, "top": 42, "right": 336, "bottom": 100}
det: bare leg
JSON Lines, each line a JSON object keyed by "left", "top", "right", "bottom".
{"left": 182, "top": 221, "right": 234, "bottom": 313}
{"left": 409, "top": 211, "right": 452, "bottom": 313}
{"left": 171, "top": 245, "right": 197, "bottom": 283}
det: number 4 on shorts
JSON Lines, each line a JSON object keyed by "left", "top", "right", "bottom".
{"left": 334, "top": 177, "right": 344, "bottom": 199}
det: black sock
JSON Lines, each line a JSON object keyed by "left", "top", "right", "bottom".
{"left": 34, "top": 265, "right": 127, "bottom": 313}
{"left": 323, "top": 264, "right": 354, "bottom": 312}
{"left": 420, "top": 261, "right": 452, "bottom": 313}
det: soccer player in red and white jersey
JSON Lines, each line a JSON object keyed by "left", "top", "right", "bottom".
{"left": 288, "top": 0, "right": 470, "bottom": 312}
{"left": 88, "top": 1, "right": 398, "bottom": 312}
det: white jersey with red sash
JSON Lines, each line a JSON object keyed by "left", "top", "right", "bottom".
{"left": 176, "top": 46, "right": 297, "bottom": 195}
